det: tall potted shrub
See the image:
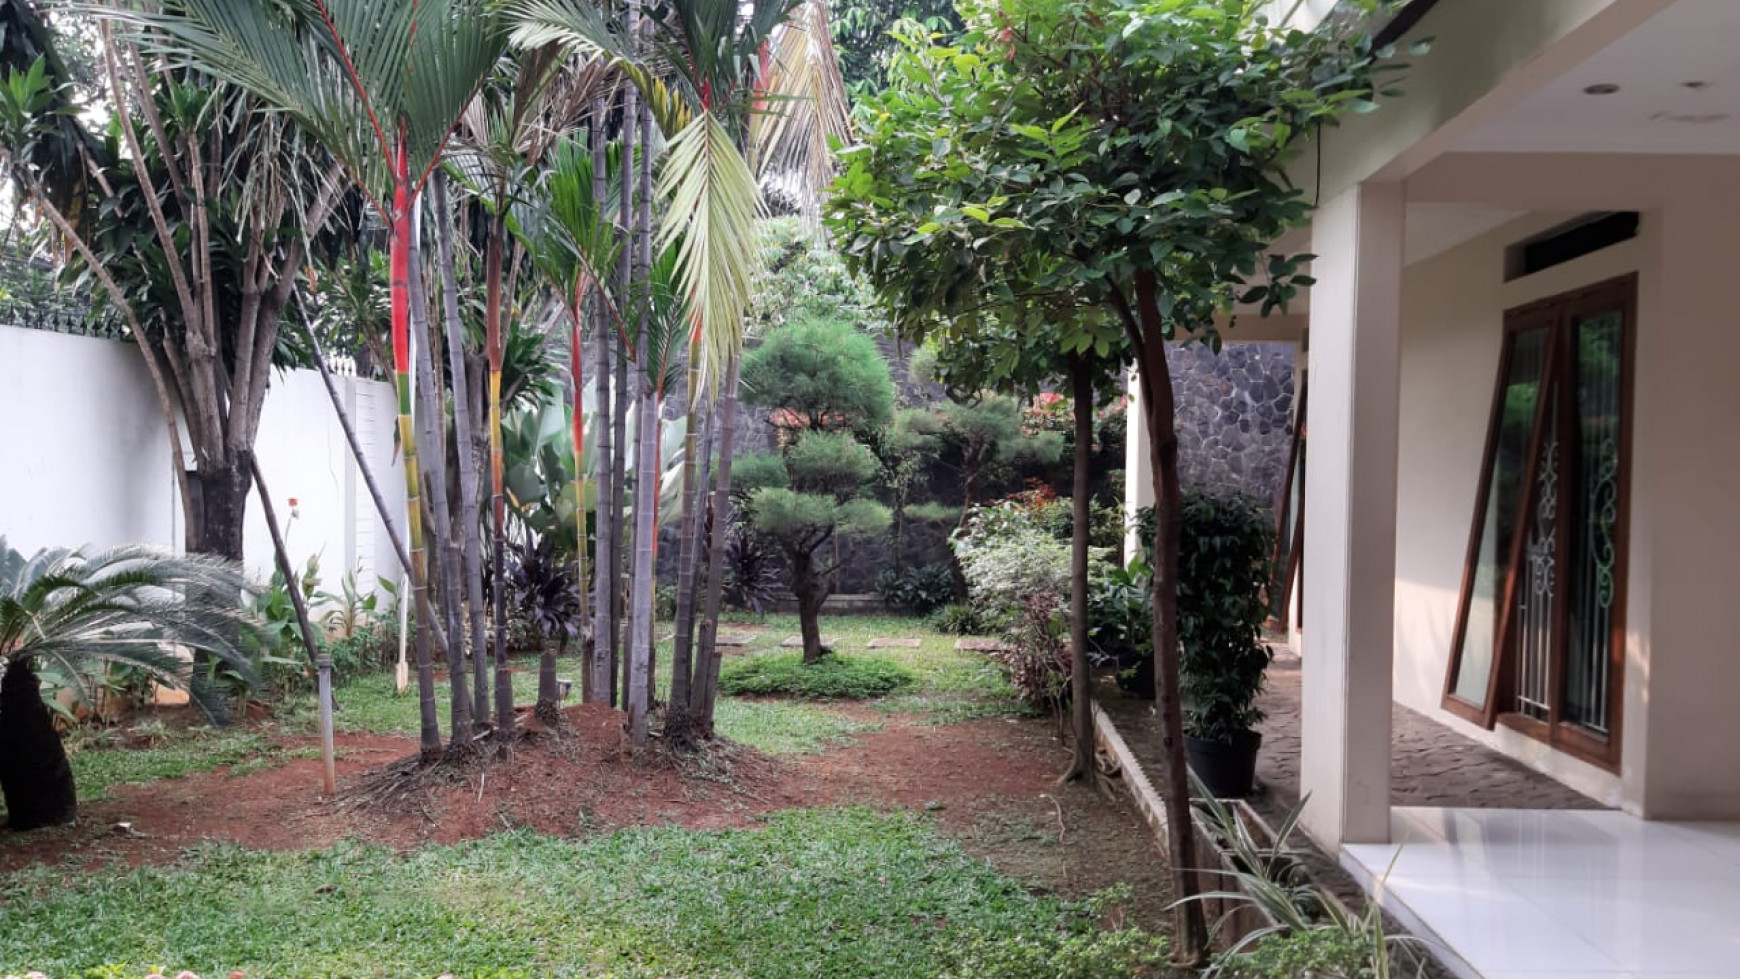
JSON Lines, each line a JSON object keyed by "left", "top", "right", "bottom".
{"left": 1175, "top": 493, "right": 1276, "bottom": 798}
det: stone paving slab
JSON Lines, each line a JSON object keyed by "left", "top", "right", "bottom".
{"left": 715, "top": 633, "right": 755, "bottom": 647}
{"left": 954, "top": 637, "right": 1012, "bottom": 652}
{"left": 866, "top": 637, "right": 922, "bottom": 648}
{"left": 781, "top": 635, "right": 839, "bottom": 648}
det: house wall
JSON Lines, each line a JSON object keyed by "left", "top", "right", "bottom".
{"left": 1392, "top": 212, "right": 1646, "bottom": 808}
{"left": 0, "top": 325, "right": 404, "bottom": 603}
{"left": 1391, "top": 179, "right": 1740, "bottom": 817}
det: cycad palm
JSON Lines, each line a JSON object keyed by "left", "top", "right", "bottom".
{"left": 0, "top": 538, "right": 258, "bottom": 830}
{"left": 114, "top": 0, "right": 507, "bottom": 757}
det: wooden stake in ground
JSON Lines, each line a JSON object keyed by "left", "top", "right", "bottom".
{"left": 249, "top": 458, "right": 335, "bottom": 795}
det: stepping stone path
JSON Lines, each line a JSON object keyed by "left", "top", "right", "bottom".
{"left": 781, "top": 635, "right": 840, "bottom": 648}
{"left": 866, "top": 637, "right": 922, "bottom": 649}
{"left": 954, "top": 637, "right": 1013, "bottom": 653}
{"left": 715, "top": 634, "right": 755, "bottom": 647}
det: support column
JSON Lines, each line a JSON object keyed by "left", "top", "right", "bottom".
{"left": 1299, "top": 181, "right": 1404, "bottom": 848}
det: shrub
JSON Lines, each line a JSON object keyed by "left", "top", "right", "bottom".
{"left": 1175, "top": 493, "right": 1276, "bottom": 743}
{"left": 719, "top": 652, "right": 916, "bottom": 699}
{"left": 992, "top": 594, "right": 1073, "bottom": 716}
{"left": 929, "top": 602, "right": 991, "bottom": 636}
{"left": 875, "top": 563, "right": 955, "bottom": 615}
{"left": 952, "top": 504, "right": 1073, "bottom": 629}
{"left": 1086, "top": 558, "right": 1152, "bottom": 669}
{"left": 1217, "top": 928, "right": 1376, "bottom": 978}
{"left": 1129, "top": 493, "right": 1276, "bottom": 739}
{"left": 942, "top": 926, "right": 1171, "bottom": 979}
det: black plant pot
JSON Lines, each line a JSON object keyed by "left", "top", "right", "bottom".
{"left": 1185, "top": 729, "right": 1262, "bottom": 799}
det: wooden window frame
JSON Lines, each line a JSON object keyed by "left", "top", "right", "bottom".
{"left": 1441, "top": 275, "right": 1635, "bottom": 772}
{"left": 1270, "top": 374, "right": 1306, "bottom": 629}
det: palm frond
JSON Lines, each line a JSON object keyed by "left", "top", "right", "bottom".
{"left": 751, "top": 0, "right": 851, "bottom": 221}
{"left": 0, "top": 537, "right": 262, "bottom": 718}
{"left": 654, "top": 110, "right": 761, "bottom": 393}
{"left": 102, "top": 0, "right": 505, "bottom": 207}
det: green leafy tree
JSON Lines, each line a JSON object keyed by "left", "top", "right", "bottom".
{"left": 739, "top": 317, "right": 895, "bottom": 662}
{"left": 828, "top": 0, "right": 1409, "bottom": 958}
{"left": 830, "top": 0, "right": 961, "bottom": 96}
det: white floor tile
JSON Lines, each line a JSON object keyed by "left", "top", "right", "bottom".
{"left": 1370, "top": 875, "right": 1617, "bottom": 974}
{"left": 1512, "top": 876, "right": 1740, "bottom": 974}
{"left": 1343, "top": 809, "right": 1740, "bottom": 979}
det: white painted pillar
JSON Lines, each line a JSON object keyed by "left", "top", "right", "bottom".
{"left": 1299, "top": 181, "right": 1404, "bottom": 848}
{"left": 1123, "top": 366, "right": 1154, "bottom": 564}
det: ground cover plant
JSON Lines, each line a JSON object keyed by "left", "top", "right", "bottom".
{"left": 718, "top": 652, "right": 916, "bottom": 699}
{"left": 0, "top": 809, "right": 1168, "bottom": 978}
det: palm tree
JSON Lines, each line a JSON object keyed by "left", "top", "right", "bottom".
{"left": 505, "top": 134, "right": 625, "bottom": 720}
{"left": 0, "top": 538, "right": 259, "bottom": 830}
{"left": 510, "top": 0, "right": 849, "bottom": 744}
{"left": 117, "top": 0, "right": 507, "bottom": 758}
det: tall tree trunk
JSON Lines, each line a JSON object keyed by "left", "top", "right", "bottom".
{"left": 609, "top": 87, "right": 638, "bottom": 711}
{"left": 186, "top": 457, "right": 251, "bottom": 562}
{"left": 586, "top": 101, "right": 614, "bottom": 707}
{"left": 1129, "top": 270, "right": 1207, "bottom": 964}
{"left": 669, "top": 384, "right": 711, "bottom": 729}
{"left": 626, "top": 376, "right": 658, "bottom": 744}
{"left": 791, "top": 547, "right": 827, "bottom": 665}
{"left": 635, "top": 96, "right": 656, "bottom": 721}
{"left": 292, "top": 298, "right": 450, "bottom": 658}
{"left": 691, "top": 355, "right": 741, "bottom": 736}
{"left": 409, "top": 217, "right": 473, "bottom": 742}
{"left": 432, "top": 173, "right": 491, "bottom": 731}
{"left": 0, "top": 659, "right": 76, "bottom": 830}
{"left": 486, "top": 209, "right": 515, "bottom": 737}
{"left": 1063, "top": 356, "right": 1095, "bottom": 782}
{"left": 387, "top": 154, "right": 442, "bottom": 760}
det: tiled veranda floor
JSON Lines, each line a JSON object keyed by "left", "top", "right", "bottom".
{"left": 1347, "top": 807, "right": 1740, "bottom": 979}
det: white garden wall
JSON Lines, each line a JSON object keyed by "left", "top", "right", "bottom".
{"left": 0, "top": 324, "right": 405, "bottom": 602}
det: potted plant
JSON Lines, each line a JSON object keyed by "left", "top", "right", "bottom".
{"left": 1176, "top": 492, "right": 1276, "bottom": 798}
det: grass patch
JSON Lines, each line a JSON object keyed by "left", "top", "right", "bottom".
{"left": 719, "top": 652, "right": 915, "bottom": 700}
{"left": 272, "top": 615, "right": 1021, "bottom": 735}
{"left": 710, "top": 699, "right": 880, "bottom": 754}
{"left": 64, "top": 728, "right": 309, "bottom": 803}
{"left": 0, "top": 809, "right": 1166, "bottom": 978}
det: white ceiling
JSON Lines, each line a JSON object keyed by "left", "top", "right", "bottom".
{"left": 1456, "top": 0, "right": 1740, "bottom": 154}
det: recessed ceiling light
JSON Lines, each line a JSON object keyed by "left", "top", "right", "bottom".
{"left": 1583, "top": 83, "right": 1621, "bottom": 96}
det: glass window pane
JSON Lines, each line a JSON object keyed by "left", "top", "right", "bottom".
{"left": 1563, "top": 310, "right": 1624, "bottom": 735}
{"left": 1452, "top": 326, "right": 1550, "bottom": 707}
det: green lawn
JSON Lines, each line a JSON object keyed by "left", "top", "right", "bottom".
{"left": 275, "top": 614, "right": 1022, "bottom": 753}
{"left": 62, "top": 728, "right": 314, "bottom": 803}
{"left": 0, "top": 809, "right": 1166, "bottom": 978}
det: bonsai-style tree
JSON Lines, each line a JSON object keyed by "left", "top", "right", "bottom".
{"left": 738, "top": 317, "right": 894, "bottom": 662}
{"left": 828, "top": 0, "right": 1408, "bottom": 959}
